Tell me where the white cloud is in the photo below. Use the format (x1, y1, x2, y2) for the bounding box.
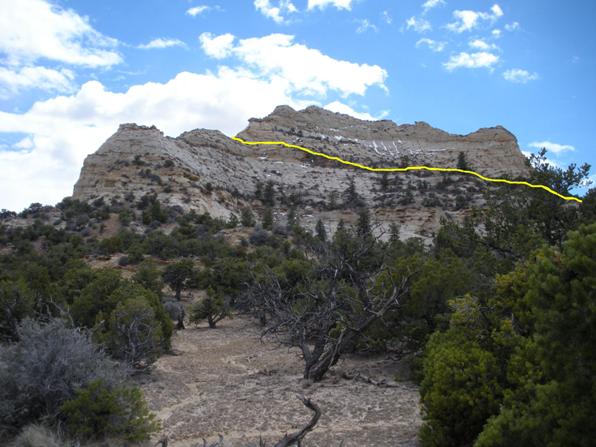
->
(503, 68, 538, 83)
(356, 19, 378, 34)
(522, 150, 560, 168)
(469, 39, 497, 50)
(0, 65, 75, 97)
(199, 33, 236, 59)
(254, 0, 298, 23)
(381, 11, 393, 24)
(444, 51, 499, 70)
(491, 4, 504, 17)
(307, 0, 352, 11)
(186, 5, 210, 17)
(422, 0, 445, 14)
(529, 141, 574, 154)
(416, 38, 447, 52)
(324, 101, 377, 120)
(0, 0, 120, 67)
(0, 71, 310, 211)
(447, 4, 504, 33)
(406, 16, 432, 33)
(201, 33, 387, 97)
(138, 38, 185, 50)
(0, 33, 388, 211)
(505, 21, 519, 31)
(492, 28, 502, 38)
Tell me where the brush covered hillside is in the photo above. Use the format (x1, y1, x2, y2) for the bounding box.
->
(0, 106, 595, 447)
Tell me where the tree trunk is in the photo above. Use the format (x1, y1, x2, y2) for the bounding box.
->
(175, 288, 181, 301)
(208, 316, 216, 328)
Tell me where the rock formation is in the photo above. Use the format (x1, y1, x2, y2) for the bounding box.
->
(72, 105, 531, 240)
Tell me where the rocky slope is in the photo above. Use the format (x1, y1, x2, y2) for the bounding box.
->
(72, 105, 530, 240)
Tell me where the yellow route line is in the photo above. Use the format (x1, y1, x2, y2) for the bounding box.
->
(231, 136, 582, 204)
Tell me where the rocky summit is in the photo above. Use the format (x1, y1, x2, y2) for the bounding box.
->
(73, 105, 530, 240)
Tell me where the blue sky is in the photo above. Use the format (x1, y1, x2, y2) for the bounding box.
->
(0, 0, 594, 211)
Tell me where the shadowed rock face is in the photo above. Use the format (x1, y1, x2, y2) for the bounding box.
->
(72, 105, 530, 241)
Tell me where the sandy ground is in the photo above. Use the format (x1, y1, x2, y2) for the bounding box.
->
(137, 316, 421, 447)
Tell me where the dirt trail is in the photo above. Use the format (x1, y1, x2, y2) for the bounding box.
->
(138, 316, 421, 447)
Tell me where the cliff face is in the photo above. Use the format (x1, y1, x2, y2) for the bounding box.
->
(72, 105, 530, 240)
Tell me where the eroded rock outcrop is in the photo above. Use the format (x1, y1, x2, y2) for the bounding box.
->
(72, 105, 530, 240)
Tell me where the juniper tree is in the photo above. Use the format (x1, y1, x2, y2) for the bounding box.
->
(263, 180, 275, 206)
(241, 207, 256, 227)
(248, 232, 410, 381)
(315, 219, 327, 242)
(162, 259, 195, 300)
(262, 207, 273, 230)
(457, 151, 469, 170)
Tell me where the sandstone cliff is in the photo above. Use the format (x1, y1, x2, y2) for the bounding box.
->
(72, 105, 530, 240)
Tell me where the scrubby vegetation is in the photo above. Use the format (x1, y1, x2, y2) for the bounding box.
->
(0, 150, 594, 445)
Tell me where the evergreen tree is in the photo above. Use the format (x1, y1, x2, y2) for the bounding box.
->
(263, 180, 275, 206)
(162, 259, 195, 300)
(262, 207, 273, 230)
(380, 172, 389, 192)
(254, 181, 263, 200)
(389, 223, 400, 243)
(343, 177, 362, 207)
(240, 207, 256, 227)
(328, 190, 339, 210)
(315, 219, 327, 242)
(457, 151, 469, 170)
(287, 206, 297, 229)
(356, 207, 372, 238)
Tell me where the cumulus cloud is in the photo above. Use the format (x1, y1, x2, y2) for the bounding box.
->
(406, 16, 432, 33)
(469, 39, 497, 50)
(254, 0, 298, 23)
(199, 33, 236, 59)
(186, 5, 210, 17)
(0, 66, 75, 97)
(447, 4, 504, 33)
(324, 101, 377, 120)
(503, 68, 538, 83)
(529, 141, 574, 154)
(0, 71, 310, 211)
(307, 0, 352, 11)
(416, 38, 447, 52)
(200, 33, 387, 97)
(444, 51, 499, 70)
(137, 38, 185, 50)
(0, 33, 388, 211)
(0, 0, 120, 67)
(422, 0, 445, 14)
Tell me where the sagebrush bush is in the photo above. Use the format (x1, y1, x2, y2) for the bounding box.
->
(8, 424, 66, 447)
(0, 318, 126, 437)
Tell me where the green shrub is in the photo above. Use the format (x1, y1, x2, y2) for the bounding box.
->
(190, 287, 229, 328)
(420, 331, 502, 447)
(103, 297, 165, 368)
(0, 279, 35, 341)
(60, 379, 159, 442)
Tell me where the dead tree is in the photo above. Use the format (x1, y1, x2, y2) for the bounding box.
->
(249, 231, 410, 382)
(273, 395, 321, 447)
(195, 395, 321, 447)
